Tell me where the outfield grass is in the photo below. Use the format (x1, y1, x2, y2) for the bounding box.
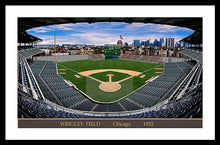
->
(57, 59, 161, 72)
(57, 59, 163, 103)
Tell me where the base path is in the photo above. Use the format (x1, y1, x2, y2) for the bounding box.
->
(78, 69, 141, 76)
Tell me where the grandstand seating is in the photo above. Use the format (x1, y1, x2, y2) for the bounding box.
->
(17, 48, 202, 118)
(30, 60, 98, 109)
(118, 61, 195, 109)
(18, 83, 202, 118)
(28, 59, 196, 113)
(18, 48, 42, 59)
(180, 49, 202, 61)
(25, 58, 197, 114)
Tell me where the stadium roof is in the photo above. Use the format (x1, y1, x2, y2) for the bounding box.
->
(18, 17, 202, 31)
(18, 17, 202, 43)
(179, 30, 202, 44)
(18, 31, 42, 43)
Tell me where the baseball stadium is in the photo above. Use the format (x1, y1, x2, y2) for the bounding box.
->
(17, 18, 202, 118)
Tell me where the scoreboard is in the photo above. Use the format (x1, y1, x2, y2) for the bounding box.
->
(104, 46, 121, 57)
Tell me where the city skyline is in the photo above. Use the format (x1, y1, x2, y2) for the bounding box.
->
(27, 22, 194, 46)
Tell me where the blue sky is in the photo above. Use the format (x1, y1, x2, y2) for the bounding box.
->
(27, 22, 194, 46)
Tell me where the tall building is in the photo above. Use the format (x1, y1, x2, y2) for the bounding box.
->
(141, 40, 147, 46)
(166, 38, 175, 48)
(175, 42, 181, 48)
(133, 40, 141, 47)
(146, 40, 150, 46)
(154, 39, 159, 46)
(117, 40, 123, 47)
(160, 38, 165, 47)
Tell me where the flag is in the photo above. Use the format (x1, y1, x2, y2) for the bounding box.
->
(120, 35, 123, 40)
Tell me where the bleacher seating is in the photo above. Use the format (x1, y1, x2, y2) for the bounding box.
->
(120, 54, 161, 63)
(90, 54, 105, 60)
(131, 55, 141, 61)
(140, 55, 151, 62)
(120, 54, 129, 59)
(148, 56, 161, 63)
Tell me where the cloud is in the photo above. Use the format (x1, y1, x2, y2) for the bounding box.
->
(27, 23, 76, 33)
(51, 24, 74, 30)
(29, 27, 51, 33)
(125, 23, 148, 29)
(28, 22, 194, 45)
(69, 32, 119, 45)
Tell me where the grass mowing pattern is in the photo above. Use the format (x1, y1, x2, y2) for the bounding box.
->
(58, 59, 160, 72)
(57, 59, 163, 103)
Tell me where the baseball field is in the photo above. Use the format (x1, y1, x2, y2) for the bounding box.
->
(57, 59, 163, 103)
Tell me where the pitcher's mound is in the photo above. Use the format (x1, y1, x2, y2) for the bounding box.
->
(99, 82, 121, 92)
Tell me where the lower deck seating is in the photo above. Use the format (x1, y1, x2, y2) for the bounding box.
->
(18, 83, 202, 118)
(90, 54, 105, 60)
(28, 60, 195, 113)
(120, 61, 194, 108)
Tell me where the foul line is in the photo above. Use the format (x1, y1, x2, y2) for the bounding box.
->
(57, 63, 105, 83)
(141, 64, 162, 74)
(57, 63, 79, 74)
(116, 75, 134, 83)
(86, 75, 104, 83)
(116, 64, 162, 84)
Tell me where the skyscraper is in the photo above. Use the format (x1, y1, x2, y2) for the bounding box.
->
(154, 39, 159, 46)
(141, 40, 147, 46)
(160, 38, 165, 47)
(133, 40, 141, 47)
(166, 38, 175, 48)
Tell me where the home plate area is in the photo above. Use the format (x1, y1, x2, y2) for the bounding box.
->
(99, 82, 121, 92)
(98, 74, 121, 92)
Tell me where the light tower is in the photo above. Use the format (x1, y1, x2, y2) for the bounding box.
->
(161, 47, 163, 64)
(53, 33, 56, 63)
